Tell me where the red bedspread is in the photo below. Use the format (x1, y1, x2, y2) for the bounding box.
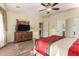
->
(68, 39, 79, 56)
(36, 35, 64, 56)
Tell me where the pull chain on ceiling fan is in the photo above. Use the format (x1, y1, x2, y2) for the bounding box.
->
(40, 3, 59, 14)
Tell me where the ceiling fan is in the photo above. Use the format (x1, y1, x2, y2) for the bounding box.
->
(40, 3, 59, 14)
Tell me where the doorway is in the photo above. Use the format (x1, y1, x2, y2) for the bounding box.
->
(39, 22, 43, 38)
(39, 21, 49, 38)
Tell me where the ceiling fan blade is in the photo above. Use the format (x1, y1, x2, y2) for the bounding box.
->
(52, 3, 58, 6)
(41, 3, 47, 7)
(52, 8, 59, 10)
(40, 9, 46, 11)
(48, 3, 51, 6)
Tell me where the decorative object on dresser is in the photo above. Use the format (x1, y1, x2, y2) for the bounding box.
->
(14, 19, 32, 43)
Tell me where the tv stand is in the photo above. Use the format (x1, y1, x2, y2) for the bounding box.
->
(14, 31, 32, 43)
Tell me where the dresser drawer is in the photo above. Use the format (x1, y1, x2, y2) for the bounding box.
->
(15, 31, 32, 43)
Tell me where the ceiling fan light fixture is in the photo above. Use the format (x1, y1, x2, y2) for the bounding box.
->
(40, 3, 59, 14)
(46, 7, 52, 12)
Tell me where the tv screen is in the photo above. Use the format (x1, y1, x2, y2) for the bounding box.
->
(17, 24, 30, 31)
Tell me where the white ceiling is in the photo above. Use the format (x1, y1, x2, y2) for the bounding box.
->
(5, 3, 79, 16)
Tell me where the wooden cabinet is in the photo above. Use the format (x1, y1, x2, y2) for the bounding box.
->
(15, 31, 32, 43)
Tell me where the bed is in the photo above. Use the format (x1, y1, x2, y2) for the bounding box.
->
(35, 37, 79, 56)
(35, 35, 65, 56)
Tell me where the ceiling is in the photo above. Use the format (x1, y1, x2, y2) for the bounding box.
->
(5, 3, 79, 16)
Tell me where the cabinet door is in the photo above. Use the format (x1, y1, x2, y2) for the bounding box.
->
(66, 19, 75, 37)
(56, 20, 65, 36)
(26, 32, 32, 39)
(15, 32, 32, 42)
(15, 32, 20, 42)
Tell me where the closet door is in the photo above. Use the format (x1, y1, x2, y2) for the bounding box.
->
(66, 18, 79, 37)
(56, 20, 65, 36)
(72, 18, 79, 37)
(66, 19, 73, 37)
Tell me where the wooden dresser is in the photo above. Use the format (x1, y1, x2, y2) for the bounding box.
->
(14, 31, 32, 43)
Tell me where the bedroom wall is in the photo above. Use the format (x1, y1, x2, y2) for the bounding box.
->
(43, 7, 79, 36)
(5, 6, 79, 42)
(7, 11, 41, 42)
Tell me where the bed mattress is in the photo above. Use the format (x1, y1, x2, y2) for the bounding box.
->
(35, 35, 64, 56)
(36, 37, 78, 56)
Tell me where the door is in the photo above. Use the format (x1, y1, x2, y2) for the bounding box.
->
(56, 20, 65, 36)
(66, 18, 79, 37)
(39, 23, 43, 38)
(42, 21, 49, 37)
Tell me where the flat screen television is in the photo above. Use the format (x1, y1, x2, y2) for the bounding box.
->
(17, 24, 30, 31)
